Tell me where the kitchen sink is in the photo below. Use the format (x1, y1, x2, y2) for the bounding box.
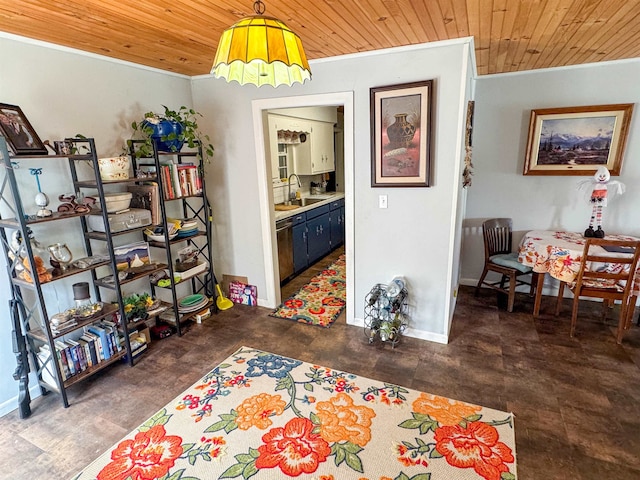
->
(274, 197, 325, 211)
(298, 197, 325, 206)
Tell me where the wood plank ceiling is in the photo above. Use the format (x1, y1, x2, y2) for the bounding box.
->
(1, 0, 639, 77)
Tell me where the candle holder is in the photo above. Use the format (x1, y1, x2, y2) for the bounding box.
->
(29, 168, 52, 217)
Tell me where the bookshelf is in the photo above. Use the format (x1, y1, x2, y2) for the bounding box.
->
(128, 140, 216, 336)
(0, 135, 216, 415)
(0, 136, 136, 412)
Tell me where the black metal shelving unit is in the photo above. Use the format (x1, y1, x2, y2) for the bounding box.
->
(128, 140, 216, 336)
(0, 136, 135, 412)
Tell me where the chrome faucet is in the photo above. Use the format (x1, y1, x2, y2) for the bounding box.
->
(286, 173, 301, 205)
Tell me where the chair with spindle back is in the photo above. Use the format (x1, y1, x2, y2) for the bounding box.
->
(555, 237, 640, 344)
(476, 218, 535, 312)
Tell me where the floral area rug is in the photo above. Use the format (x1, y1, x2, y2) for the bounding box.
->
(270, 254, 346, 328)
(72, 346, 517, 480)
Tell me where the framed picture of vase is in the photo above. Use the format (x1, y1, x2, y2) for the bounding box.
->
(370, 80, 434, 187)
(523, 103, 634, 176)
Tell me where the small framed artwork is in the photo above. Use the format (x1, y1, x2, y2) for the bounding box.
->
(0, 103, 47, 155)
(370, 80, 434, 187)
(523, 103, 633, 176)
(114, 241, 151, 271)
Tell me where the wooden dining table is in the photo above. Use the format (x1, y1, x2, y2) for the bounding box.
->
(517, 230, 640, 317)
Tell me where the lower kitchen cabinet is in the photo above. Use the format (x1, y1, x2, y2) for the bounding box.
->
(305, 204, 331, 266)
(307, 213, 331, 265)
(281, 198, 344, 281)
(293, 221, 308, 274)
(329, 199, 345, 248)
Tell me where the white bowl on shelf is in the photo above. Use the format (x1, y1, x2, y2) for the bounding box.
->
(98, 156, 130, 181)
(144, 225, 178, 242)
(103, 192, 132, 213)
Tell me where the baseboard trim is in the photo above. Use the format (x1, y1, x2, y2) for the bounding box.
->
(0, 383, 42, 418)
(348, 317, 449, 344)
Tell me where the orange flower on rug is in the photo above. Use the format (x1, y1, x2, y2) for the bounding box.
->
(270, 254, 346, 327)
(73, 346, 517, 480)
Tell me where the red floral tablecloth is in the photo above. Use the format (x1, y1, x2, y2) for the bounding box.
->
(517, 230, 640, 293)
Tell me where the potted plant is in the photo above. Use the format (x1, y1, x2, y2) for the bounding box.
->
(128, 105, 214, 162)
(123, 292, 155, 322)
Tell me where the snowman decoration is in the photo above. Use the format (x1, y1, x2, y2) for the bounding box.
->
(578, 166, 625, 238)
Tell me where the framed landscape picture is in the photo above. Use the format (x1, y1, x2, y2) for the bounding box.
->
(370, 80, 434, 187)
(0, 103, 47, 155)
(114, 241, 151, 271)
(523, 103, 633, 175)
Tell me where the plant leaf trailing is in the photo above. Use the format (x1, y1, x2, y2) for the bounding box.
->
(128, 105, 214, 163)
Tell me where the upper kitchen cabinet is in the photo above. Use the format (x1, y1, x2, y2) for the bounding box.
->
(293, 120, 335, 175)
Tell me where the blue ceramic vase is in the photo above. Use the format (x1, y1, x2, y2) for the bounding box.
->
(142, 119, 185, 152)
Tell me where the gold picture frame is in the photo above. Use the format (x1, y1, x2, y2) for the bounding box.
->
(523, 103, 633, 176)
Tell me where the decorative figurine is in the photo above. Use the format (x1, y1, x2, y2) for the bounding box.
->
(29, 168, 52, 217)
(57, 193, 96, 214)
(578, 166, 625, 238)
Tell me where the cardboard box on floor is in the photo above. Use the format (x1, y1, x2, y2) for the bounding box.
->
(222, 274, 248, 296)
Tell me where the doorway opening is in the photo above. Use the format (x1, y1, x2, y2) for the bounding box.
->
(252, 92, 354, 324)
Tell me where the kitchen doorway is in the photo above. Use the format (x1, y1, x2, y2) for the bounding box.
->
(251, 92, 354, 324)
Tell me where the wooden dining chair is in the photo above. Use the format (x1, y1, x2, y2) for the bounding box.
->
(476, 218, 535, 312)
(555, 238, 640, 344)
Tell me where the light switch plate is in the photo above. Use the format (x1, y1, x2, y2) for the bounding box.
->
(379, 195, 388, 209)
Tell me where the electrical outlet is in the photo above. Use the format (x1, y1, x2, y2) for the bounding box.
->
(379, 195, 388, 209)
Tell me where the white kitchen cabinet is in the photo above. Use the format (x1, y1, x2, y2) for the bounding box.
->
(294, 120, 335, 175)
(268, 114, 312, 181)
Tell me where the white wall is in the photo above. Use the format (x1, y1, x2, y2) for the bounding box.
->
(462, 59, 640, 292)
(0, 34, 193, 416)
(447, 43, 476, 335)
(192, 39, 472, 344)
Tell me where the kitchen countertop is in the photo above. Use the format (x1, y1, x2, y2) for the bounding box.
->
(274, 192, 345, 222)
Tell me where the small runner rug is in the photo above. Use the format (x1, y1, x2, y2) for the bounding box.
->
(72, 346, 517, 480)
(270, 254, 346, 327)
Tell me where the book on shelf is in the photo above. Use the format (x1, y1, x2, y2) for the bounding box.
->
(77, 338, 90, 368)
(88, 325, 111, 361)
(158, 161, 201, 199)
(170, 163, 182, 198)
(102, 320, 123, 351)
(128, 183, 160, 225)
(82, 329, 102, 363)
(54, 341, 71, 379)
(66, 339, 84, 373)
(80, 333, 99, 366)
(104, 325, 115, 357)
(56, 340, 76, 376)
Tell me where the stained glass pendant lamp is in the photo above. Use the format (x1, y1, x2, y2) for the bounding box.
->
(211, 0, 311, 87)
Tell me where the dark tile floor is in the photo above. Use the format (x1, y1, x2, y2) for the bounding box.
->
(1, 249, 639, 479)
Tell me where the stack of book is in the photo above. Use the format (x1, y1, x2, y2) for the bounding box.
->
(158, 161, 202, 199)
(37, 320, 125, 383)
